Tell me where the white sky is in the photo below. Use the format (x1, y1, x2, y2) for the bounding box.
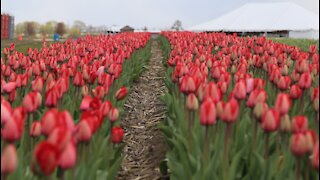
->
(1, 0, 319, 29)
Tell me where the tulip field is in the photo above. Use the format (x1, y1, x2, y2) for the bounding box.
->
(1, 33, 151, 179)
(1, 31, 319, 180)
(158, 32, 319, 179)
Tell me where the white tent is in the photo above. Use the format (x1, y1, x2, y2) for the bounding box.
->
(187, 2, 319, 39)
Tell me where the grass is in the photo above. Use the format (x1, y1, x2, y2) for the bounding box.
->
(268, 38, 319, 52)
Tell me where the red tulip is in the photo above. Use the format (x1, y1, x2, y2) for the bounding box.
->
(275, 93, 291, 115)
(47, 127, 71, 153)
(45, 87, 58, 108)
(254, 78, 265, 90)
(31, 141, 59, 176)
(246, 78, 254, 94)
(8, 90, 16, 102)
(81, 85, 89, 96)
(108, 108, 119, 122)
(41, 108, 59, 136)
(2, 82, 16, 93)
(180, 76, 196, 94)
(23, 92, 42, 113)
(1, 100, 12, 125)
(203, 82, 221, 103)
(111, 126, 124, 144)
(233, 81, 246, 100)
(199, 99, 216, 126)
(246, 90, 267, 108)
(290, 84, 303, 99)
(31, 77, 45, 92)
(186, 93, 199, 111)
(311, 87, 319, 101)
(80, 95, 93, 111)
(1, 115, 22, 142)
(1, 144, 18, 174)
(115, 86, 128, 100)
(291, 116, 308, 134)
(280, 114, 291, 133)
(221, 98, 239, 123)
(311, 140, 319, 171)
(92, 86, 105, 99)
(30, 121, 42, 137)
(305, 130, 317, 153)
(277, 76, 291, 91)
(58, 142, 76, 169)
(290, 133, 308, 157)
(261, 109, 280, 132)
(75, 120, 92, 142)
(298, 72, 312, 90)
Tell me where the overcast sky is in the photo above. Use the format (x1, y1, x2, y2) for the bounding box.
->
(1, 0, 319, 29)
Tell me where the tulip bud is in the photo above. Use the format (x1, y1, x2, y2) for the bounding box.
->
(290, 133, 308, 157)
(313, 98, 319, 112)
(216, 101, 225, 119)
(253, 102, 269, 120)
(186, 93, 199, 111)
(290, 84, 303, 99)
(58, 142, 76, 169)
(221, 98, 239, 123)
(1, 144, 18, 174)
(31, 141, 59, 176)
(30, 121, 42, 137)
(234, 81, 246, 100)
(199, 99, 216, 126)
(41, 108, 58, 136)
(291, 116, 308, 134)
(111, 127, 124, 144)
(80, 95, 93, 111)
(115, 86, 128, 101)
(305, 130, 317, 153)
(100, 100, 112, 117)
(47, 127, 71, 153)
(281, 65, 289, 76)
(231, 65, 237, 74)
(275, 93, 291, 116)
(108, 108, 119, 122)
(180, 76, 196, 94)
(75, 121, 92, 142)
(298, 72, 312, 90)
(280, 114, 291, 133)
(311, 141, 319, 171)
(261, 109, 280, 133)
(81, 85, 88, 96)
(246, 78, 254, 94)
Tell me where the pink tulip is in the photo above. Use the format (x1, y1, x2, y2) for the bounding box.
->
(1, 144, 18, 174)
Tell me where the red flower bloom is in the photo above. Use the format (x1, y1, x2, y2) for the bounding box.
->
(115, 86, 128, 101)
(32, 141, 59, 176)
(111, 127, 124, 144)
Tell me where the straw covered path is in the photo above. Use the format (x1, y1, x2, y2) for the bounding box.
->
(117, 39, 167, 180)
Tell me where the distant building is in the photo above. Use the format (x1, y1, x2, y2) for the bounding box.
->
(120, 25, 134, 32)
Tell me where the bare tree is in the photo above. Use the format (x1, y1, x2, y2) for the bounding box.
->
(55, 22, 66, 36)
(171, 20, 183, 31)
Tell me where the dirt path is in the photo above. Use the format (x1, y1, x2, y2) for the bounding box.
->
(117, 39, 167, 180)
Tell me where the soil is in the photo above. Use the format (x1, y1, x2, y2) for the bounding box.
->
(117, 40, 167, 180)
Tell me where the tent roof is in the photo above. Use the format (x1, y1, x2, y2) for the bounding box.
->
(188, 2, 319, 32)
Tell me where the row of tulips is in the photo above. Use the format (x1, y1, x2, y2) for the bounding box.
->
(158, 32, 319, 179)
(1, 33, 152, 179)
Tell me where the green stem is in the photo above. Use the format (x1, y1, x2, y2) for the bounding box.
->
(264, 134, 270, 180)
(203, 126, 209, 167)
(296, 158, 301, 180)
(223, 123, 232, 180)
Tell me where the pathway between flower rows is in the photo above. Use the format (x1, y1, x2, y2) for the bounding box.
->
(117, 39, 167, 180)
